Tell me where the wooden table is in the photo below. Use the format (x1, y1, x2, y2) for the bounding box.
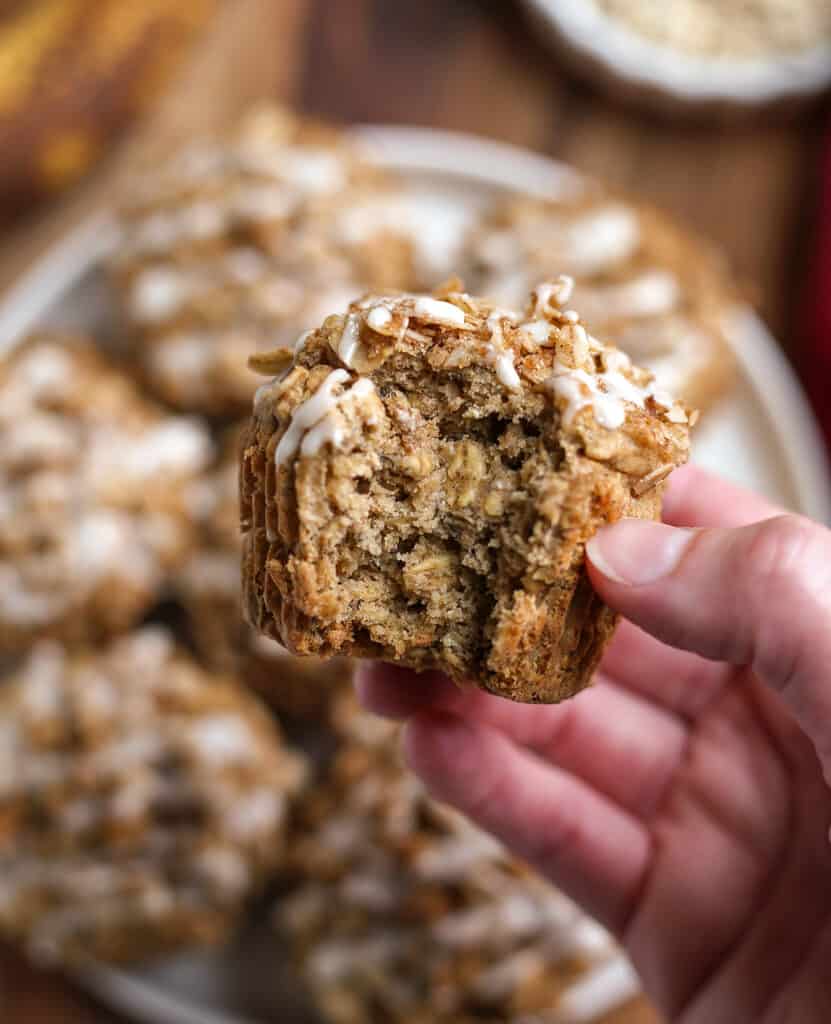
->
(1, 1, 826, 1020)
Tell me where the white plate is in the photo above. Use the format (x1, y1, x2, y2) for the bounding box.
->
(1, 126, 828, 1024)
(521, 0, 831, 108)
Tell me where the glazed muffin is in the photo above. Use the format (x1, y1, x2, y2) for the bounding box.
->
(0, 627, 306, 966)
(465, 190, 734, 413)
(181, 429, 352, 717)
(278, 698, 641, 1024)
(112, 105, 428, 416)
(0, 334, 212, 652)
(241, 279, 691, 703)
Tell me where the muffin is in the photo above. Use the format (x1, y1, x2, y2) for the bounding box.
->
(278, 699, 641, 1024)
(0, 334, 212, 652)
(241, 279, 691, 703)
(0, 627, 306, 966)
(465, 191, 734, 413)
(112, 105, 425, 416)
(181, 429, 352, 717)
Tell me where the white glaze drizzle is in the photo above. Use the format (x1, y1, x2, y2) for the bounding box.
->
(565, 205, 641, 274)
(533, 274, 574, 316)
(185, 715, 256, 764)
(577, 269, 681, 322)
(275, 369, 349, 465)
(366, 305, 392, 330)
(275, 371, 378, 466)
(413, 297, 466, 327)
(547, 351, 673, 430)
(555, 954, 641, 1023)
(300, 378, 377, 458)
(519, 319, 552, 345)
(231, 183, 295, 222)
(129, 267, 190, 324)
(336, 191, 474, 278)
(484, 312, 521, 391)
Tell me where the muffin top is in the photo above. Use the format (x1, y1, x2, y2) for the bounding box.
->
(249, 276, 691, 486)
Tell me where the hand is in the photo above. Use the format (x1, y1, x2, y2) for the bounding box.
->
(357, 465, 831, 1023)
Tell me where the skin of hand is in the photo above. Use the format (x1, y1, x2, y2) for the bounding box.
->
(356, 465, 831, 1024)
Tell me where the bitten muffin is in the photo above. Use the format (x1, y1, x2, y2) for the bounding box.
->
(181, 430, 352, 717)
(241, 278, 691, 703)
(0, 334, 212, 652)
(465, 190, 734, 413)
(112, 105, 429, 416)
(278, 698, 641, 1024)
(0, 627, 306, 966)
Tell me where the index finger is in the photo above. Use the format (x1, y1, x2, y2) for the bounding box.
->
(662, 464, 783, 529)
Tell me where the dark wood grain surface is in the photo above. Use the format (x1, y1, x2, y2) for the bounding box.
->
(1, 1, 826, 1020)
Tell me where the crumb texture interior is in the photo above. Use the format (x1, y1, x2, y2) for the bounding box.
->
(243, 282, 690, 702)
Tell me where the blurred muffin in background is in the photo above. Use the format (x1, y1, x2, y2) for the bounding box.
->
(0, 627, 307, 966)
(0, 333, 212, 652)
(279, 695, 640, 1024)
(111, 106, 432, 417)
(464, 188, 735, 413)
(0, 0, 215, 215)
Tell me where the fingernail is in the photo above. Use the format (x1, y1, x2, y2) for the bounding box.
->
(586, 519, 696, 586)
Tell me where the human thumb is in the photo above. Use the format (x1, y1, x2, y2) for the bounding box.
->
(586, 515, 831, 772)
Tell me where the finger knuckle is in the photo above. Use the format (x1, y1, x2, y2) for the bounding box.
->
(526, 795, 585, 867)
(739, 515, 829, 691)
(741, 515, 820, 589)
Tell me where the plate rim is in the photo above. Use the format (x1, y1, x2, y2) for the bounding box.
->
(0, 123, 828, 1023)
(78, 964, 251, 1024)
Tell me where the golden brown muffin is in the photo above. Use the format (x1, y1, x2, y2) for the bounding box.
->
(0, 627, 306, 966)
(465, 191, 735, 414)
(112, 105, 425, 416)
(241, 278, 691, 703)
(0, 334, 212, 652)
(278, 696, 641, 1024)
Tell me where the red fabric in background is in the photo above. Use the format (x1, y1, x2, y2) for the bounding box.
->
(803, 133, 831, 452)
